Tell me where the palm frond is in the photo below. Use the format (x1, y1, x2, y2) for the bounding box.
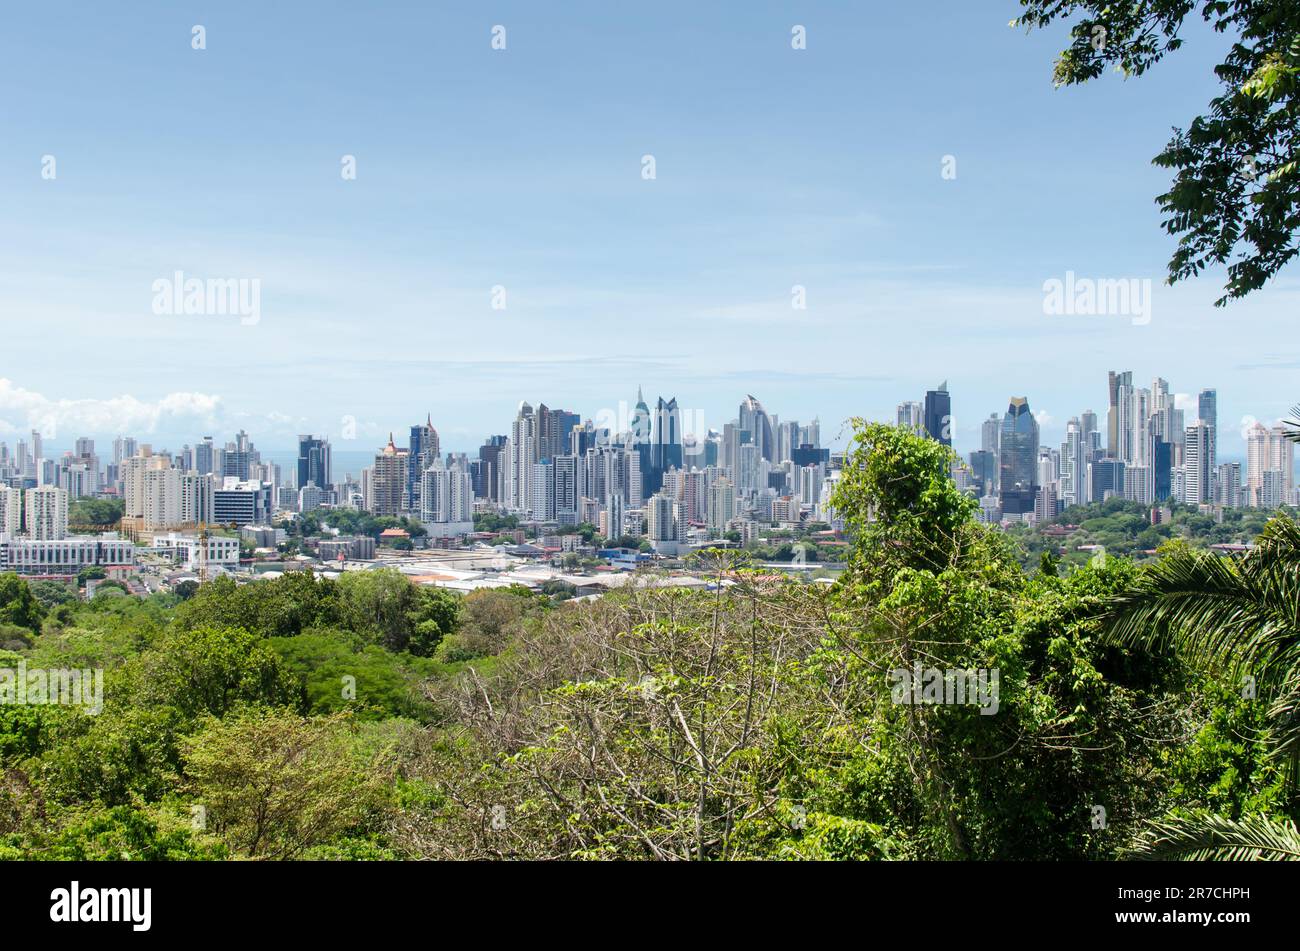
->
(1283, 404, 1300, 445)
(1131, 813, 1300, 861)
(1104, 519, 1300, 686)
(1104, 515, 1300, 754)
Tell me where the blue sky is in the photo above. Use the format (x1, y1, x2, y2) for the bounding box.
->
(1, 0, 1296, 458)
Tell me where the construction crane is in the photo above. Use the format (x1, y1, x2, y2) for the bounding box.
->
(197, 521, 209, 585)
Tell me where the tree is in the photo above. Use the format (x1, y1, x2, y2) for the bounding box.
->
(337, 569, 420, 651)
(1105, 514, 1300, 857)
(128, 624, 301, 719)
(68, 497, 124, 527)
(76, 566, 106, 587)
(408, 587, 461, 657)
(180, 709, 384, 859)
(819, 421, 1179, 859)
(28, 580, 76, 609)
(1012, 0, 1300, 303)
(0, 574, 44, 632)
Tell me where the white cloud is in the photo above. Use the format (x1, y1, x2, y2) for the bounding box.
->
(0, 378, 223, 441)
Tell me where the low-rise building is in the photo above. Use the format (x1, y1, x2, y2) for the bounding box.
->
(152, 532, 241, 572)
(0, 533, 135, 577)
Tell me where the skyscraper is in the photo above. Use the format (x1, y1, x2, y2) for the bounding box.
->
(509, 402, 537, 513)
(193, 436, 215, 476)
(924, 383, 952, 447)
(372, 435, 408, 517)
(999, 397, 1038, 516)
(0, 484, 21, 536)
(650, 396, 684, 493)
(25, 484, 68, 539)
(1107, 371, 1131, 457)
(739, 395, 775, 462)
(898, 402, 925, 435)
(1198, 388, 1217, 480)
(628, 388, 653, 496)
(553, 454, 579, 526)
(477, 435, 507, 503)
(408, 416, 440, 509)
(1061, 417, 1088, 508)
(297, 435, 332, 491)
(1184, 421, 1211, 506)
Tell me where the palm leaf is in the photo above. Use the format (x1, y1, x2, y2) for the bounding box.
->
(1131, 813, 1300, 861)
(1104, 516, 1300, 752)
(1283, 404, 1300, 445)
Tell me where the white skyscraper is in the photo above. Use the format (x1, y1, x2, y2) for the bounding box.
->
(25, 485, 68, 540)
(1183, 421, 1211, 507)
(897, 402, 924, 435)
(0, 484, 22, 537)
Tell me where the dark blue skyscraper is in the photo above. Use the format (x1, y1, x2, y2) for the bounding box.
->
(924, 383, 952, 447)
(1152, 438, 1172, 501)
(297, 435, 331, 490)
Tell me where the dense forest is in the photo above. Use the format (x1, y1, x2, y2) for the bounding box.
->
(1, 422, 1297, 860)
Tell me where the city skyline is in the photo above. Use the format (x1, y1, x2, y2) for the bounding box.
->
(0, 373, 1284, 465)
(3, 366, 1293, 570)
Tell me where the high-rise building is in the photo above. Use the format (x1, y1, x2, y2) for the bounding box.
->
(968, 450, 998, 498)
(25, 485, 68, 540)
(1107, 370, 1132, 458)
(1246, 422, 1295, 507)
(477, 436, 507, 502)
(371, 435, 409, 517)
(650, 396, 684, 493)
(1090, 458, 1125, 502)
(1061, 417, 1088, 508)
(0, 484, 21, 536)
(776, 420, 802, 464)
(646, 490, 681, 552)
(981, 413, 1001, 454)
(406, 416, 440, 511)
(193, 436, 215, 475)
(509, 402, 537, 513)
(739, 395, 775, 462)
(420, 457, 474, 535)
(999, 397, 1039, 515)
(708, 478, 735, 535)
(297, 435, 332, 492)
(1152, 437, 1173, 502)
(1198, 389, 1217, 477)
(1215, 462, 1241, 508)
(531, 459, 556, 521)
(680, 469, 707, 524)
(1269, 424, 1295, 499)
(554, 455, 579, 526)
(897, 402, 925, 435)
(113, 435, 139, 468)
(221, 430, 258, 481)
(1183, 421, 1212, 506)
(537, 405, 579, 465)
(923, 383, 952, 447)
